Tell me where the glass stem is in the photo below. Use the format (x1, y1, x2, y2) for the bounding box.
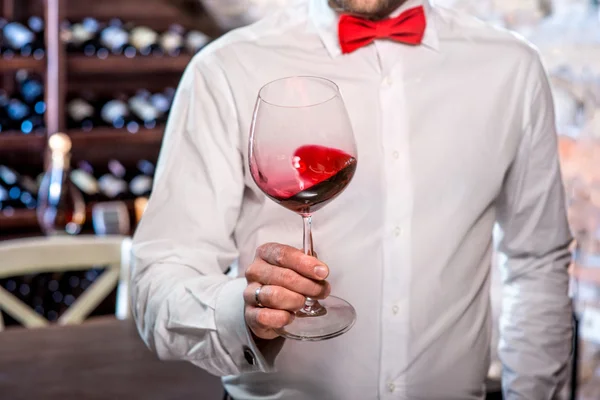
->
(300, 215, 324, 316)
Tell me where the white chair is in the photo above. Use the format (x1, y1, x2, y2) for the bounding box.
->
(0, 235, 132, 331)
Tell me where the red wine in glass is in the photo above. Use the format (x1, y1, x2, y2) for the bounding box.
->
(249, 76, 358, 341)
(254, 144, 357, 215)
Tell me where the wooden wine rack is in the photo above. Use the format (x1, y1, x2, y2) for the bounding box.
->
(0, 0, 222, 238)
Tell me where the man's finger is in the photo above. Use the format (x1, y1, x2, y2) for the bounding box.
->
(250, 264, 330, 298)
(246, 306, 295, 330)
(243, 283, 306, 312)
(256, 243, 329, 280)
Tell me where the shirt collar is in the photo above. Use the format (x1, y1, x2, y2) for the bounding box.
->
(309, 0, 439, 57)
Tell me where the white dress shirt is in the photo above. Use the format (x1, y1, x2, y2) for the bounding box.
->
(131, 1, 574, 399)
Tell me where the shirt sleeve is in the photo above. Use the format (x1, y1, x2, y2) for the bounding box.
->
(496, 53, 574, 399)
(130, 53, 281, 377)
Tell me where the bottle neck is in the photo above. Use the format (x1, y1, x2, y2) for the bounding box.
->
(49, 152, 71, 177)
(43, 151, 71, 208)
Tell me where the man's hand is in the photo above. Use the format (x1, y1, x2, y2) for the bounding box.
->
(243, 243, 331, 340)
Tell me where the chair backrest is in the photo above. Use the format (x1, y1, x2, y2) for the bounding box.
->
(0, 235, 132, 331)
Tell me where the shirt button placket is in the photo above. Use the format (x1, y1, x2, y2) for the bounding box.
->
(380, 63, 407, 398)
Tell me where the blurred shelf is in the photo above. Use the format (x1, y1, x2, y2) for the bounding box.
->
(0, 209, 38, 231)
(0, 133, 46, 153)
(0, 125, 164, 154)
(68, 126, 164, 146)
(0, 199, 138, 235)
(0, 56, 45, 72)
(68, 55, 193, 75)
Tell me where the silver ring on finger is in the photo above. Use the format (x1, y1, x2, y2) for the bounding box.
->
(255, 285, 264, 308)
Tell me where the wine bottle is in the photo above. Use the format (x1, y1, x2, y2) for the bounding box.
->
(98, 20, 131, 57)
(15, 69, 44, 105)
(15, 70, 46, 133)
(98, 173, 128, 200)
(108, 159, 127, 180)
(137, 159, 155, 176)
(68, 160, 100, 200)
(97, 159, 133, 200)
(0, 165, 38, 209)
(185, 30, 210, 54)
(130, 159, 155, 197)
(67, 98, 95, 131)
(37, 133, 86, 235)
(100, 98, 132, 130)
(20, 113, 44, 135)
(2, 21, 37, 57)
(5, 98, 30, 131)
(159, 24, 184, 56)
(0, 180, 18, 211)
(26, 16, 45, 60)
(129, 26, 159, 56)
(62, 18, 100, 55)
(129, 174, 153, 197)
(129, 91, 159, 129)
(150, 91, 171, 124)
(5, 95, 44, 134)
(77, 160, 95, 175)
(70, 167, 102, 202)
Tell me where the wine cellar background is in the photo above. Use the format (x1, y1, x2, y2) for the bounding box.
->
(0, 0, 221, 325)
(0, 0, 221, 237)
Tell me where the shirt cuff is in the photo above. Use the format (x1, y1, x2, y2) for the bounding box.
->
(215, 278, 284, 375)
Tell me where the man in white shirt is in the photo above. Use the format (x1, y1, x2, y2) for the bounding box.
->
(132, 0, 574, 399)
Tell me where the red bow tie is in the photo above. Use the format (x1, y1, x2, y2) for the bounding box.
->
(338, 6, 427, 54)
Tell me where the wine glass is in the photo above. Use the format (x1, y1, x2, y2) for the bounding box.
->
(249, 76, 358, 341)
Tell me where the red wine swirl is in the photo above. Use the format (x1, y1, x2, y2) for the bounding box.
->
(252, 145, 357, 215)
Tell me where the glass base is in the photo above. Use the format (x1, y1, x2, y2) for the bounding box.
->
(275, 296, 356, 341)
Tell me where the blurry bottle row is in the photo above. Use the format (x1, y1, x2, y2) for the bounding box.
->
(0, 17, 45, 59)
(0, 158, 155, 214)
(67, 87, 176, 132)
(0, 15, 211, 59)
(62, 18, 210, 58)
(0, 69, 176, 134)
(0, 267, 109, 324)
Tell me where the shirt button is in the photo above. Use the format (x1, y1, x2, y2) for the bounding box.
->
(392, 151, 400, 159)
(392, 305, 399, 315)
(243, 346, 256, 365)
(383, 76, 393, 86)
(388, 382, 396, 392)
(394, 227, 402, 237)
